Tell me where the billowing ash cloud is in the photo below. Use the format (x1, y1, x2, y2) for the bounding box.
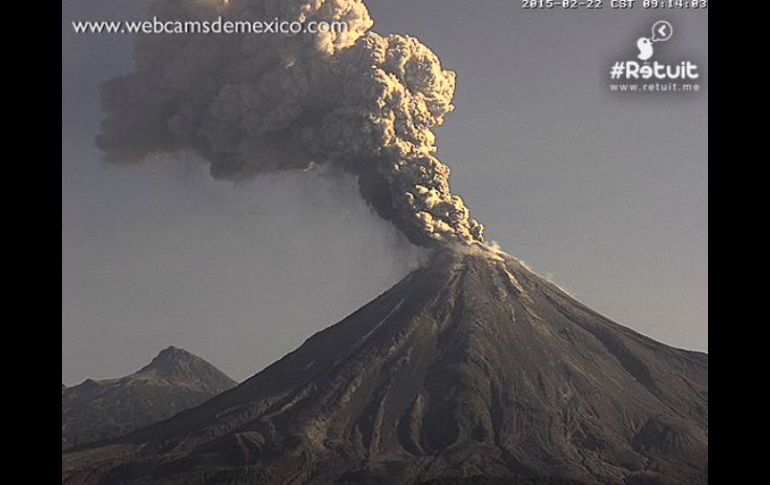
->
(98, 0, 485, 247)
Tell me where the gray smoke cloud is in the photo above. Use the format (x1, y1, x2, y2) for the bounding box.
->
(97, 0, 485, 247)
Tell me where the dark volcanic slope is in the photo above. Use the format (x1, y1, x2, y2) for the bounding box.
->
(62, 250, 707, 484)
(62, 346, 237, 450)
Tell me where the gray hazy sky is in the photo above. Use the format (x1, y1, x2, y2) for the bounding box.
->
(62, 1, 708, 384)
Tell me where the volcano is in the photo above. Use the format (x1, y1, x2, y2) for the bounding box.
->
(62, 249, 707, 484)
(62, 347, 237, 450)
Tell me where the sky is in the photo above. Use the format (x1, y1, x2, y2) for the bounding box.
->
(62, 0, 708, 384)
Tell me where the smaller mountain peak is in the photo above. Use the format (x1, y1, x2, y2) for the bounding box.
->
(132, 346, 237, 392)
(140, 346, 200, 375)
(154, 345, 192, 360)
(80, 378, 101, 388)
(63, 348, 237, 450)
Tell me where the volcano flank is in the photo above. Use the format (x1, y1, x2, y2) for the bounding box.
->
(62, 249, 707, 484)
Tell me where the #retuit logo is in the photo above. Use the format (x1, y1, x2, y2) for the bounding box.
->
(608, 20, 702, 94)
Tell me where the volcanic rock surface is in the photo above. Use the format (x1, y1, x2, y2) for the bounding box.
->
(62, 346, 237, 450)
(62, 249, 707, 484)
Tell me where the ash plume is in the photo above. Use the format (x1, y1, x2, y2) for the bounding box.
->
(97, 0, 485, 247)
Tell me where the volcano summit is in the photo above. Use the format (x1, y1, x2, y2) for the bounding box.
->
(62, 249, 707, 484)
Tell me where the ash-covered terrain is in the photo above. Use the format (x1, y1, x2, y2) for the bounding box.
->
(62, 250, 707, 484)
(62, 346, 237, 450)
